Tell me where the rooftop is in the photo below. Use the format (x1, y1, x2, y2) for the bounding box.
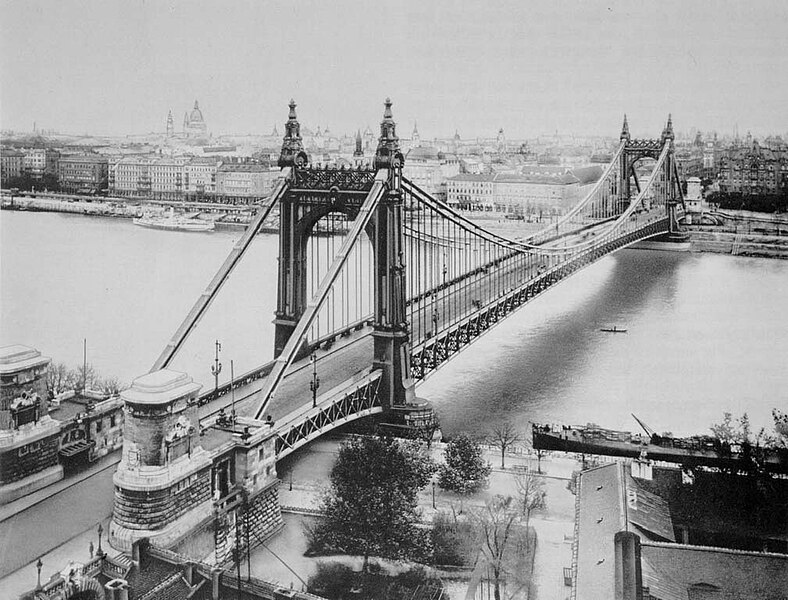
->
(575, 462, 788, 600)
(0, 344, 50, 374)
(121, 369, 201, 405)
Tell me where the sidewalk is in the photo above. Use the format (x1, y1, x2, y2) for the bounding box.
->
(0, 516, 120, 600)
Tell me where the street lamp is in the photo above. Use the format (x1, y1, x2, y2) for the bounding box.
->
(309, 354, 320, 408)
(36, 558, 43, 590)
(211, 340, 222, 396)
(96, 523, 104, 557)
(432, 481, 436, 509)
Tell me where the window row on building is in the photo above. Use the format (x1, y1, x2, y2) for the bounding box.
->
(447, 172, 582, 215)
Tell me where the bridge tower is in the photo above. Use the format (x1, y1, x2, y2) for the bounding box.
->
(619, 114, 686, 237)
(272, 98, 435, 435)
(369, 99, 430, 425)
(273, 99, 311, 357)
(660, 114, 686, 236)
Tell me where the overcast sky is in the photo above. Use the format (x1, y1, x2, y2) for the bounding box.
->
(1, 0, 786, 139)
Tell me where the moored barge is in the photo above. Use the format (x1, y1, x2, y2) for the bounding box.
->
(532, 421, 788, 475)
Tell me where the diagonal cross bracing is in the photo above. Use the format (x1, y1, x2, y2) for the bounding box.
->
(151, 174, 292, 372)
(251, 177, 387, 420)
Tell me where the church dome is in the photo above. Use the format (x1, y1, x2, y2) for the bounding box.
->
(406, 145, 441, 161)
(189, 100, 204, 123)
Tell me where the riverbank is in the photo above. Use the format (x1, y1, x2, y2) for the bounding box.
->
(7, 197, 787, 259)
(687, 229, 788, 258)
(0, 193, 276, 232)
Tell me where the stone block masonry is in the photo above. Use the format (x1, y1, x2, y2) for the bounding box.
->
(113, 467, 211, 530)
(214, 481, 284, 565)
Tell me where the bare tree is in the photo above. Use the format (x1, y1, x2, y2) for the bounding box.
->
(473, 495, 519, 600)
(46, 362, 72, 397)
(514, 467, 546, 533)
(489, 423, 522, 469)
(97, 376, 124, 395)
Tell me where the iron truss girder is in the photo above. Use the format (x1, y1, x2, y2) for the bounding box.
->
(410, 219, 669, 381)
(291, 166, 377, 193)
(624, 139, 664, 161)
(274, 372, 383, 458)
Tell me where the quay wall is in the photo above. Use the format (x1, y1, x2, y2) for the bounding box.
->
(687, 230, 788, 259)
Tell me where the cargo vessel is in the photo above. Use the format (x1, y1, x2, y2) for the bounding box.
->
(532, 418, 788, 475)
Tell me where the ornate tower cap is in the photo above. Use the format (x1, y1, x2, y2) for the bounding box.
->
(620, 114, 630, 141)
(661, 114, 674, 144)
(278, 99, 309, 169)
(374, 97, 404, 170)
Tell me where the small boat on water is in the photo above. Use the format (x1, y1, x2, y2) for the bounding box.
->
(600, 325, 627, 333)
(133, 207, 214, 232)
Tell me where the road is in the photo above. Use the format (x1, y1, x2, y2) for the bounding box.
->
(0, 461, 117, 579)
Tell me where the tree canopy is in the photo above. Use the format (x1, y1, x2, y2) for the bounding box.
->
(311, 435, 435, 570)
(437, 434, 491, 496)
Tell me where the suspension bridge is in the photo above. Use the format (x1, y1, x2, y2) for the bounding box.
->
(150, 99, 686, 460)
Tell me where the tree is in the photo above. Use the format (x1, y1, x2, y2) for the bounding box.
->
(772, 409, 788, 447)
(489, 423, 521, 469)
(45, 361, 125, 398)
(472, 495, 524, 600)
(46, 362, 72, 398)
(438, 434, 491, 508)
(311, 435, 435, 572)
(514, 467, 546, 533)
(710, 411, 757, 444)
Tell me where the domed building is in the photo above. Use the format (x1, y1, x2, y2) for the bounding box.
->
(182, 100, 208, 140)
(404, 143, 460, 201)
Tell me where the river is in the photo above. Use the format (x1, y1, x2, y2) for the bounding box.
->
(2, 210, 787, 438)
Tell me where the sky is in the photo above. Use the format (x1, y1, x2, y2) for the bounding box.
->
(1, 0, 786, 139)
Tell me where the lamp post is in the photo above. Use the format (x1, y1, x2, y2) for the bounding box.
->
(211, 340, 222, 397)
(432, 481, 436, 509)
(309, 354, 320, 408)
(36, 558, 43, 589)
(96, 523, 104, 557)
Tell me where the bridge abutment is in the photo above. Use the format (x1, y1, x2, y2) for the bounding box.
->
(110, 369, 283, 564)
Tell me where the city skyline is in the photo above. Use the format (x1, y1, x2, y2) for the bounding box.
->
(1, 0, 787, 139)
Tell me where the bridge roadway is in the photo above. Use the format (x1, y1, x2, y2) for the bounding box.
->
(198, 209, 668, 439)
(196, 224, 605, 430)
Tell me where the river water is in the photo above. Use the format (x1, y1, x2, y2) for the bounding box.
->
(2, 210, 787, 437)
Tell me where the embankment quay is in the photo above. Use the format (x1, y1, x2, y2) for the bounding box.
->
(4, 190, 788, 258)
(0, 191, 267, 230)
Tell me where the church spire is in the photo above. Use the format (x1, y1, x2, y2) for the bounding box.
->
(278, 99, 308, 168)
(354, 129, 363, 157)
(620, 114, 630, 142)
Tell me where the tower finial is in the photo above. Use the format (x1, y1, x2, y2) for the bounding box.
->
(374, 97, 403, 170)
(661, 113, 674, 144)
(620, 114, 630, 142)
(278, 99, 308, 169)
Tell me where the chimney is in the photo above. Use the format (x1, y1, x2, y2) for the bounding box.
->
(614, 531, 643, 600)
(105, 579, 130, 600)
(211, 567, 221, 600)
